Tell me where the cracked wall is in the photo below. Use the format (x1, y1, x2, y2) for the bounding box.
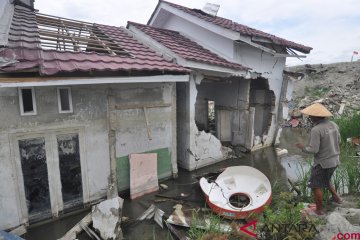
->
(177, 75, 249, 171)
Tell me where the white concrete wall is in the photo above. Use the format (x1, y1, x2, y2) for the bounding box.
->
(0, 81, 176, 230)
(162, 14, 235, 59)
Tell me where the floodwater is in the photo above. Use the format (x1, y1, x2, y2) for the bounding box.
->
(24, 127, 311, 240)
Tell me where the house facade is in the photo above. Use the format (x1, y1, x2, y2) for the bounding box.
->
(141, 1, 312, 170)
(0, 0, 188, 230)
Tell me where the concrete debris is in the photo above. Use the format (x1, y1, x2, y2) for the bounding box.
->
(275, 148, 288, 157)
(166, 204, 192, 228)
(315, 212, 360, 240)
(136, 204, 165, 228)
(287, 62, 360, 123)
(334, 207, 360, 226)
(92, 196, 124, 240)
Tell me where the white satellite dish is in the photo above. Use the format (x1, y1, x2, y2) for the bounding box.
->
(202, 3, 220, 17)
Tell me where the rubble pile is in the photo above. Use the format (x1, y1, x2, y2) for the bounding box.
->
(285, 62, 360, 128)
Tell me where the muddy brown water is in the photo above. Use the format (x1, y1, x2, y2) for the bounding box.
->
(24, 128, 311, 240)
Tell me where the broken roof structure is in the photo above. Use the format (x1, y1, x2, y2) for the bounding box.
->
(0, 2, 189, 79)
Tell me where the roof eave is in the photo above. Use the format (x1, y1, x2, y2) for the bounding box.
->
(185, 60, 249, 77)
(0, 74, 190, 88)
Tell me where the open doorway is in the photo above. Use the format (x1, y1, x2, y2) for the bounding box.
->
(249, 78, 275, 138)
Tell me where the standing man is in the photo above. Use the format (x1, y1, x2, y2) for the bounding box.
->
(295, 103, 342, 215)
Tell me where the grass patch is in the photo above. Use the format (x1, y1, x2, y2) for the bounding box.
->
(333, 113, 360, 142)
(257, 192, 323, 240)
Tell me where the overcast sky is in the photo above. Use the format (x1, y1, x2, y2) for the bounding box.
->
(34, 0, 360, 66)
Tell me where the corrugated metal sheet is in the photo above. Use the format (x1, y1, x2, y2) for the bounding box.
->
(160, 1, 312, 54)
(0, 4, 189, 76)
(129, 22, 248, 71)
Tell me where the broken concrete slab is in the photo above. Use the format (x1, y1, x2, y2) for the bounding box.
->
(166, 204, 192, 228)
(92, 196, 124, 240)
(315, 212, 360, 240)
(129, 153, 159, 199)
(335, 207, 360, 226)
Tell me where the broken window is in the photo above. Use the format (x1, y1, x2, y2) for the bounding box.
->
(19, 138, 51, 215)
(18, 87, 37, 115)
(57, 133, 83, 206)
(35, 13, 129, 55)
(57, 87, 73, 113)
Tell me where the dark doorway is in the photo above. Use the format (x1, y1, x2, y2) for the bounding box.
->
(57, 133, 83, 207)
(19, 138, 51, 216)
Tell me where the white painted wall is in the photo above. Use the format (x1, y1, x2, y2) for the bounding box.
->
(0, 81, 176, 230)
(162, 14, 235, 59)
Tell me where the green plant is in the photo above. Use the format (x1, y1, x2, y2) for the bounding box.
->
(334, 113, 360, 142)
(188, 211, 230, 240)
(258, 192, 322, 240)
(295, 159, 312, 202)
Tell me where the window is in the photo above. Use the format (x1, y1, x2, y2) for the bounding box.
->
(57, 87, 73, 113)
(18, 87, 37, 116)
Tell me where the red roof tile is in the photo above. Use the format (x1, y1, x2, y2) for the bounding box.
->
(159, 1, 312, 54)
(0, 5, 189, 76)
(128, 22, 249, 71)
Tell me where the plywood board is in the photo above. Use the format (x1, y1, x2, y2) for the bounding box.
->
(129, 153, 159, 199)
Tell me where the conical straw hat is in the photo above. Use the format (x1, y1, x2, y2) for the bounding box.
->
(300, 103, 333, 117)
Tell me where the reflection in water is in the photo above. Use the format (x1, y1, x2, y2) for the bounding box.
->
(25, 128, 311, 240)
(278, 128, 312, 182)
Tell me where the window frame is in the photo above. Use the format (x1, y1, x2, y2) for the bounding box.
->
(57, 87, 73, 114)
(18, 87, 37, 116)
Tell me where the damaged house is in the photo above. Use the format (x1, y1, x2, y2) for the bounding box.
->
(129, 1, 312, 170)
(0, 0, 189, 230)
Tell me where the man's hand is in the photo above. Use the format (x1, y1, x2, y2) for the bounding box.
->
(295, 143, 304, 150)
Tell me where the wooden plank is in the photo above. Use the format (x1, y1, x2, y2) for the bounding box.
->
(143, 107, 152, 140)
(58, 213, 92, 240)
(9, 225, 26, 236)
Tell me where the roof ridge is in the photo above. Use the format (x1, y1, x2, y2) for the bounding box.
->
(160, 0, 312, 53)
